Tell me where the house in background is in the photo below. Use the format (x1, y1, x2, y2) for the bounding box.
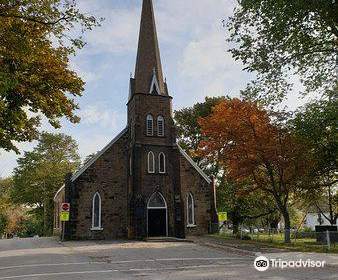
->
(303, 212, 337, 230)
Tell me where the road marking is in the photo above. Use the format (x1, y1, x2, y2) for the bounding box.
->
(0, 257, 251, 271)
(0, 270, 115, 279)
(0, 262, 103, 270)
(0, 264, 229, 279)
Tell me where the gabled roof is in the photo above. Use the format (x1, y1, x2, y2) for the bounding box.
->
(71, 128, 128, 182)
(178, 145, 212, 184)
(54, 185, 65, 201)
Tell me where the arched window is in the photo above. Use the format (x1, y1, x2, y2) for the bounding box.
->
(159, 152, 166, 174)
(157, 116, 164, 137)
(148, 192, 167, 209)
(148, 151, 155, 173)
(187, 193, 195, 226)
(92, 192, 102, 230)
(146, 114, 153, 136)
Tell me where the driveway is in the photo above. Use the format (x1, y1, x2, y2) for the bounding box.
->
(0, 237, 336, 279)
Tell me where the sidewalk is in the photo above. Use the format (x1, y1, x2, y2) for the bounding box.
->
(187, 235, 287, 256)
(188, 236, 338, 266)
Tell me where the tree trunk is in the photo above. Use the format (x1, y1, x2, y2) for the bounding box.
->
(328, 185, 335, 225)
(281, 209, 291, 244)
(43, 198, 54, 236)
(232, 211, 240, 235)
(232, 220, 239, 235)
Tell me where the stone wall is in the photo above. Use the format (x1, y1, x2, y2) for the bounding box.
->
(180, 154, 214, 235)
(66, 131, 129, 240)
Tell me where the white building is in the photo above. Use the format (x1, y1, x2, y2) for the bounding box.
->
(304, 213, 337, 230)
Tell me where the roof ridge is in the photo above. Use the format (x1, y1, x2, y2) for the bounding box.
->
(178, 145, 212, 184)
(71, 127, 128, 182)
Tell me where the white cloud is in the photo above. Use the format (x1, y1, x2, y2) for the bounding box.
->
(84, 7, 139, 54)
(0, 141, 36, 178)
(71, 61, 98, 83)
(0, 0, 314, 177)
(79, 104, 120, 129)
(179, 32, 227, 79)
(77, 134, 112, 160)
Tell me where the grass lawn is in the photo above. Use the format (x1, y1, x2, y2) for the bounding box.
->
(205, 233, 338, 254)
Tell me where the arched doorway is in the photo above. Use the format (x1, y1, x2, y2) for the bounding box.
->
(147, 192, 168, 237)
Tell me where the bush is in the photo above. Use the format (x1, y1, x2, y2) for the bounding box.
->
(291, 227, 316, 239)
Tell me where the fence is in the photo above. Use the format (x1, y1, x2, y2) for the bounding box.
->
(215, 224, 338, 252)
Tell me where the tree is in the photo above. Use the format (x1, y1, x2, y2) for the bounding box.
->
(218, 180, 278, 234)
(0, 177, 11, 237)
(199, 98, 308, 243)
(291, 92, 338, 225)
(227, 0, 338, 103)
(174, 96, 226, 176)
(12, 132, 81, 235)
(83, 152, 98, 166)
(175, 96, 279, 232)
(0, 0, 102, 153)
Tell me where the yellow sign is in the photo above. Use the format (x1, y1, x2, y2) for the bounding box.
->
(60, 212, 70, 222)
(218, 212, 227, 222)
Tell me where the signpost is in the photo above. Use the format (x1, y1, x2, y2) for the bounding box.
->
(218, 212, 227, 222)
(218, 212, 228, 233)
(60, 203, 70, 242)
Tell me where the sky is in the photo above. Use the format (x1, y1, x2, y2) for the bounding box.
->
(0, 0, 311, 177)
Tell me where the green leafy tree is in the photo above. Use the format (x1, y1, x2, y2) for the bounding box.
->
(0, 0, 102, 153)
(227, 0, 338, 103)
(83, 152, 98, 166)
(291, 92, 338, 225)
(174, 96, 226, 175)
(12, 132, 81, 235)
(218, 181, 278, 234)
(0, 177, 11, 237)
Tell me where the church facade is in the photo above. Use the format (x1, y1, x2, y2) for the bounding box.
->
(54, 0, 218, 240)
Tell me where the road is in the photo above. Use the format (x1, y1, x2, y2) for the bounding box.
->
(0, 237, 336, 279)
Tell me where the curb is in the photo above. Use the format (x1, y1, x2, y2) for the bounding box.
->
(146, 237, 194, 243)
(189, 239, 256, 257)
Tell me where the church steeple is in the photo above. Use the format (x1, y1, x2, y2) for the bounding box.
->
(133, 0, 166, 95)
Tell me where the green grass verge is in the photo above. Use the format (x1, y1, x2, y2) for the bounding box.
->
(205, 233, 338, 254)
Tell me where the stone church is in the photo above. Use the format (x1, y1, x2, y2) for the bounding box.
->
(54, 0, 218, 240)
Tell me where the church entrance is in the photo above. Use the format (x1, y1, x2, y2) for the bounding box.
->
(147, 192, 168, 237)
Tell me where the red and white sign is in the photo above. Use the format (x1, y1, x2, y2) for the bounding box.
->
(61, 203, 70, 212)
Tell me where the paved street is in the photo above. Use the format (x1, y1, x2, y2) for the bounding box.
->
(0, 237, 337, 279)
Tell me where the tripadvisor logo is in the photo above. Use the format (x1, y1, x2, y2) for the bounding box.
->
(254, 256, 270, 271)
(254, 256, 326, 271)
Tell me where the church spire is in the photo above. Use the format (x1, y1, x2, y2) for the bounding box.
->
(134, 0, 166, 95)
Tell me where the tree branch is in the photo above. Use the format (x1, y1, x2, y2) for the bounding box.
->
(315, 202, 331, 224)
(241, 209, 276, 220)
(0, 13, 70, 25)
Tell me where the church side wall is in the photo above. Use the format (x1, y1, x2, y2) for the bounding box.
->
(180, 155, 213, 235)
(69, 132, 129, 240)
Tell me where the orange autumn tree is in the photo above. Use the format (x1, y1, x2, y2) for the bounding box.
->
(199, 98, 307, 243)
